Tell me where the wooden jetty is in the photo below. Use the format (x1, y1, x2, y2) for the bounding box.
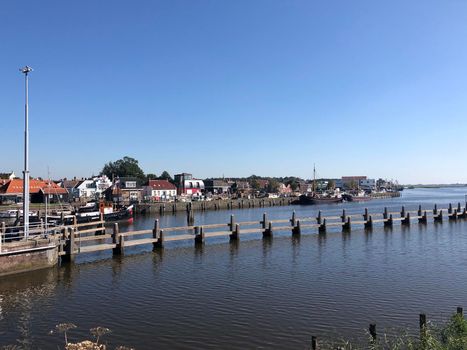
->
(1, 202, 467, 274)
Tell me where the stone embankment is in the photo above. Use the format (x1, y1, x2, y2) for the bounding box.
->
(136, 197, 294, 214)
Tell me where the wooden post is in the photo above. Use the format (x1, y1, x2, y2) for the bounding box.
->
(290, 211, 296, 227)
(420, 313, 427, 340)
(341, 209, 346, 223)
(419, 211, 428, 224)
(418, 205, 422, 217)
(230, 224, 240, 241)
(449, 209, 458, 221)
(0, 221, 4, 252)
(311, 336, 318, 350)
(384, 214, 393, 227)
(317, 211, 322, 225)
(195, 226, 204, 245)
(292, 220, 301, 235)
(60, 211, 65, 224)
(229, 214, 235, 232)
(318, 218, 326, 234)
(263, 221, 273, 237)
(364, 215, 373, 229)
(383, 207, 388, 220)
(155, 229, 164, 249)
(152, 219, 159, 250)
(458, 202, 461, 212)
(261, 213, 268, 229)
(363, 208, 368, 221)
(448, 203, 453, 214)
(402, 213, 411, 226)
(342, 217, 351, 232)
(112, 223, 123, 255)
(401, 206, 405, 218)
(63, 227, 76, 262)
(434, 209, 443, 222)
(457, 307, 464, 317)
(433, 204, 438, 215)
(369, 323, 376, 341)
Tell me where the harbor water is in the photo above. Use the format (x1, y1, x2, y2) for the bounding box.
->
(1, 188, 467, 349)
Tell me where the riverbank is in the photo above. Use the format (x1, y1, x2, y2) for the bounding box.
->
(135, 197, 294, 214)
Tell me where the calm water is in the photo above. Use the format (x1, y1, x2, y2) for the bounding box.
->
(2, 188, 467, 349)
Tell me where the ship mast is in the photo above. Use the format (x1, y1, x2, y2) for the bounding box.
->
(20, 66, 33, 238)
(312, 164, 316, 193)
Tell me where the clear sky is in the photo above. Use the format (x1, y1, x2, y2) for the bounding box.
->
(1, 0, 467, 184)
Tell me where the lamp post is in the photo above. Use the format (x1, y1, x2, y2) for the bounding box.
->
(20, 66, 33, 238)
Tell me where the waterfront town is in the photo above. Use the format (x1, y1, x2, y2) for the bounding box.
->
(0, 168, 402, 206)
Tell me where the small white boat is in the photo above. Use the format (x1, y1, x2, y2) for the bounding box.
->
(0, 209, 18, 218)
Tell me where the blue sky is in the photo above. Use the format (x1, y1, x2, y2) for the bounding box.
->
(1, 0, 467, 184)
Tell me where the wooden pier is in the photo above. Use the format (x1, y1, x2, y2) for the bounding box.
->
(1, 202, 467, 271)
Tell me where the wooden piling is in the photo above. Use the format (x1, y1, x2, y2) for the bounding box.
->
(152, 219, 159, 250)
(363, 208, 369, 221)
(457, 307, 464, 317)
(434, 210, 443, 222)
(341, 209, 346, 223)
(420, 313, 427, 340)
(317, 211, 322, 225)
(364, 215, 373, 229)
(155, 229, 164, 249)
(369, 323, 377, 341)
(449, 209, 457, 221)
(63, 227, 76, 262)
(230, 224, 240, 241)
(311, 336, 318, 350)
(318, 219, 326, 234)
(418, 205, 422, 217)
(263, 222, 273, 237)
(292, 220, 301, 235)
(401, 206, 405, 218)
(342, 217, 351, 232)
(402, 213, 411, 226)
(384, 214, 393, 227)
(290, 211, 296, 227)
(383, 207, 388, 220)
(448, 203, 453, 214)
(227, 215, 235, 233)
(261, 213, 268, 229)
(112, 223, 123, 255)
(458, 202, 461, 212)
(195, 226, 204, 245)
(418, 211, 428, 224)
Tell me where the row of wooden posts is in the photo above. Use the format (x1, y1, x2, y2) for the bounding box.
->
(57, 202, 467, 259)
(310, 307, 465, 349)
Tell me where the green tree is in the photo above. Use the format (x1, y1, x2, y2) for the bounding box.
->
(327, 180, 335, 190)
(250, 178, 260, 191)
(146, 173, 158, 181)
(101, 156, 145, 182)
(267, 179, 280, 193)
(159, 171, 173, 183)
(286, 179, 299, 191)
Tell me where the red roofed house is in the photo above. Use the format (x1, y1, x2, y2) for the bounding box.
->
(0, 179, 69, 204)
(143, 180, 177, 201)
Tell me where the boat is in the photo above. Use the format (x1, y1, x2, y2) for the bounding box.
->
(342, 190, 372, 202)
(298, 165, 343, 205)
(0, 209, 18, 219)
(75, 201, 134, 223)
(299, 193, 343, 205)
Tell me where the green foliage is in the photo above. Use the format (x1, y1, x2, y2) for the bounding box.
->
(250, 179, 260, 191)
(327, 180, 335, 190)
(159, 171, 173, 183)
(317, 312, 467, 350)
(101, 156, 145, 182)
(267, 179, 280, 193)
(145, 173, 158, 181)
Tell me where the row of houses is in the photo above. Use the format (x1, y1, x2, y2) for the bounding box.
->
(0, 171, 386, 205)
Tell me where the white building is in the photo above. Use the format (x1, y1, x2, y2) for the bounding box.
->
(143, 180, 177, 201)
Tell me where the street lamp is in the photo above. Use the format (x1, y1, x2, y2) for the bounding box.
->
(20, 66, 33, 238)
